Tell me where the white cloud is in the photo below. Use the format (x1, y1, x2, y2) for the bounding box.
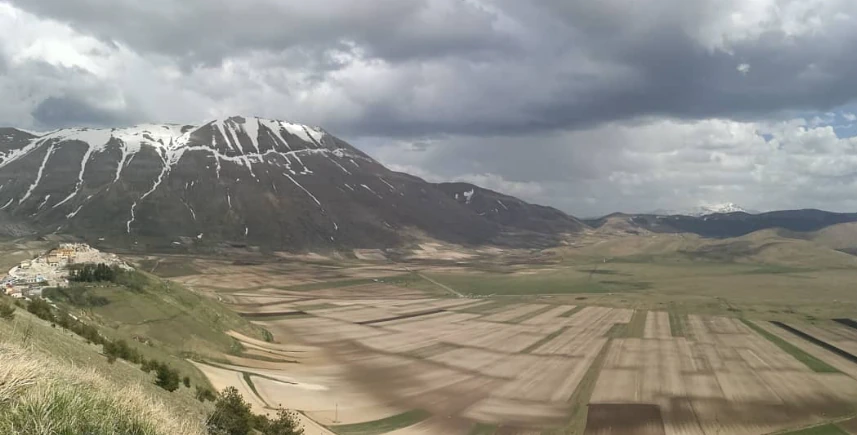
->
(737, 63, 750, 74)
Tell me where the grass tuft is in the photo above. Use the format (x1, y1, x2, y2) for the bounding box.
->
(0, 341, 204, 435)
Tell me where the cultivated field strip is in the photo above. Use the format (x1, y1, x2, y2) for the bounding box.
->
(783, 322, 857, 357)
(522, 305, 577, 325)
(235, 297, 643, 431)
(590, 315, 857, 435)
(756, 321, 857, 379)
(644, 311, 672, 339)
(481, 304, 549, 323)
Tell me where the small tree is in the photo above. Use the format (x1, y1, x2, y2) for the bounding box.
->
(0, 299, 15, 320)
(183, 376, 191, 388)
(154, 362, 180, 392)
(208, 387, 254, 435)
(260, 409, 304, 435)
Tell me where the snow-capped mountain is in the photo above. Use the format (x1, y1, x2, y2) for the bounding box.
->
(0, 116, 581, 251)
(650, 203, 754, 217)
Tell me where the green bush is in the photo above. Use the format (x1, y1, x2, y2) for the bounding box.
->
(154, 362, 181, 392)
(207, 387, 253, 435)
(206, 387, 303, 435)
(195, 386, 217, 402)
(43, 285, 109, 307)
(258, 409, 304, 435)
(26, 298, 54, 322)
(0, 299, 14, 320)
(103, 339, 142, 364)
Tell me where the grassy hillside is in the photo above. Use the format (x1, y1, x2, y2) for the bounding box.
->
(0, 301, 209, 433)
(43, 268, 271, 388)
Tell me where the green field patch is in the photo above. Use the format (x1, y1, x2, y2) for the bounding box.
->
(559, 306, 585, 318)
(779, 423, 849, 435)
(279, 274, 419, 292)
(741, 265, 813, 275)
(508, 305, 559, 324)
(579, 269, 624, 276)
(297, 303, 342, 311)
(405, 343, 460, 359)
(241, 372, 264, 404)
(669, 311, 688, 337)
(424, 272, 623, 296)
(599, 280, 653, 291)
(327, 409, 431, 435)
(241, 312, 313, 321)
(452, 300, 513, 314)
(138, 258, 201, 278)
(469, 422, 498, 435)
(741, 319, 840, 373)
(522, 326, 568, 353)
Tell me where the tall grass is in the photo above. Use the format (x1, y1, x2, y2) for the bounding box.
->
(0, 341, 205, 435)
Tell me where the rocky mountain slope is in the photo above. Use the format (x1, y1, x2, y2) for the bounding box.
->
(435, 182, 585, 234)
(0, 117, 580, 251)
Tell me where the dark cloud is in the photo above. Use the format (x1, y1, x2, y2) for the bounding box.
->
(5, 0, 516, 66)
(31, 95, 133, 129)
(8, 0, 857, 137)
(5, 1, 857, 215)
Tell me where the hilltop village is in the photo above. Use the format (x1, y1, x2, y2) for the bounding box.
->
(2, 243, 129, 298)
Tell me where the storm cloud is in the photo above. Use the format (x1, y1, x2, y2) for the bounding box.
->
(3, 0, 857, 215)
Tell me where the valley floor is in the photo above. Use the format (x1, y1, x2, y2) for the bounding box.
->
(132, 242, 857, 435)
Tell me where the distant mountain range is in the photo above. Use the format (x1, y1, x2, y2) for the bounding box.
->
(584, 209, 857, 239)
(2, 117, 857, 251)
(648, 203, 758, 217)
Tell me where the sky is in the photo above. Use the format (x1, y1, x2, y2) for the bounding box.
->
(3, 1, 857, 217)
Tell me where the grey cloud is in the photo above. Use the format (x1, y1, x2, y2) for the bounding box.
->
(8, 0, 857, 137)
(6, 0, 516, 65)
(31, 95, 133, 129)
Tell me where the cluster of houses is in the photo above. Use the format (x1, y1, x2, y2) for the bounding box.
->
(3, 243, 93, 299)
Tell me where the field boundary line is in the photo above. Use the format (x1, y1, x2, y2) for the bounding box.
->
(417, 273, 463, 297)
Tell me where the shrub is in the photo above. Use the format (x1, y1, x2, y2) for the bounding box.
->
(0, 299, 14, 320)
(26, 298, 54, 322)
(154, 362, 180, 392)
(207, 387, 253, 435)
(141, 359, 157, 374)
(259, 409, 304, 435)
(183, 376, 191, 388)
(195, 386, 216, 403)
(206, 387, 303, 435)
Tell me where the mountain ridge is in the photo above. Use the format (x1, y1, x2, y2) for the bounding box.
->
(0, 116, 583, 251)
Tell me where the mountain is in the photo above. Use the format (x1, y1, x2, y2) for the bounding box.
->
(585, 209, 857, 239)
(0, 117, 581, 251)
(648, 203, 754, 217)
(434, 182, 586, 234)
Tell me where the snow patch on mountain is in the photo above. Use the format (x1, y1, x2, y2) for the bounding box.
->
(650, 203, 754, 216)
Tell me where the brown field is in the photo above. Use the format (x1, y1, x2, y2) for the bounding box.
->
(133, 240, 857, 435)
(590, 314, 857, 435)
(185, 269, 857, 435)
